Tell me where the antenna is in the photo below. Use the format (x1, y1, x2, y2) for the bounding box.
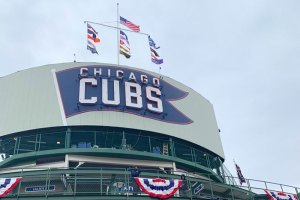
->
(159, 66, 163, 79)
(73, 53, 77, 62)
(121, 131, 126, 149)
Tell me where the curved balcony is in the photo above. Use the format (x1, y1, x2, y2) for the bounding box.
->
(0, 126, 224, 182)
(0, 167, 299, 200)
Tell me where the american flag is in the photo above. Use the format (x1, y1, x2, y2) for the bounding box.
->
(120, 16, 140, 32)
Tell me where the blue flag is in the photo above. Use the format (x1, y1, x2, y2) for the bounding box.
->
(148, 36, 160, 49)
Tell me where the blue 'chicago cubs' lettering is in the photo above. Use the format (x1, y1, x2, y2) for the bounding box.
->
(56, 66, 193, 124)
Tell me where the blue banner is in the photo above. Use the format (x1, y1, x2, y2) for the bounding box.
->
(56, 65, 192, 124)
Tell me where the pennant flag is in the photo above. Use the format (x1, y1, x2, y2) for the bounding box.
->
(0, 177, 22, 197)
(87, 41, 98, 54)
(148, 36, 160, 49)
(134, 177, 182, 199)
(120, 16, 140, 32)
(120, 30, 131, 58)
(87, 23, 100, 54)
(150, 47, 163, 64)
(235, 163, 246, 185)
(148, 36, 163, 65)
(265, 190, 298, 200)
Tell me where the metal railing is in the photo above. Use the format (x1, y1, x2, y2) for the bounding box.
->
(0, 167, 299, 199)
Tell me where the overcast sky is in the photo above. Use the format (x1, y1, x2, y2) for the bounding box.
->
(1, 0, 299, 188)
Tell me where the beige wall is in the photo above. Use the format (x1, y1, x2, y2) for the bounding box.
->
(0, 62, 224, 158)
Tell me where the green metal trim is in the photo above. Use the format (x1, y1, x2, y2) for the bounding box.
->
(0, 167, 256, 200)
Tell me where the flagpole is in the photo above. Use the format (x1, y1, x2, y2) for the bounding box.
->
(159, 66, 162, 78)
(117, 3, 120, 66)
(86, 22, 88, 58)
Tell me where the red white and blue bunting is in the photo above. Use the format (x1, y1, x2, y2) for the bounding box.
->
(265, 190, 298, 200)
(0, 177, 22, 197)
(134, 177, 182, 199)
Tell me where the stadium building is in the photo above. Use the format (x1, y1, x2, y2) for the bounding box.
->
(0, 63, 299, 199)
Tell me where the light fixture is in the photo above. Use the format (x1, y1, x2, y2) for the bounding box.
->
(27, 140, 46, 144)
